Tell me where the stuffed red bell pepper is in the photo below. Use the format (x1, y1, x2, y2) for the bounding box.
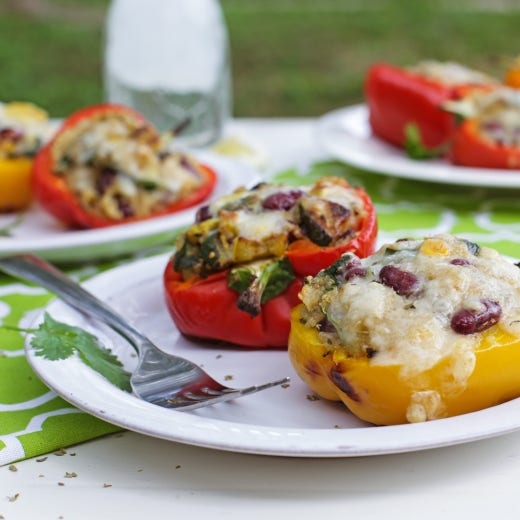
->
(447, 88, 520, 169)
(163, 176, 378, 348)
(32, 103, 217, 229)
(365, 61, 496, 152)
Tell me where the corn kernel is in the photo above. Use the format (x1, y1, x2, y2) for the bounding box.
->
(419, 238, 449, 256)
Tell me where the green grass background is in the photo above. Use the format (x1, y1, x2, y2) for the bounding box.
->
(1, 0, 519, 118)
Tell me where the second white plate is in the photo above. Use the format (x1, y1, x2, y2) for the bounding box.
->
(25, 254, 520, 458)
(316, 104, 520, 188)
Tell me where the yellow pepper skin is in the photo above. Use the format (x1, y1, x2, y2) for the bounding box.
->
(288, 304, 520, 425)
(0, 101, 51, 212)
(0, 157, 33, 212)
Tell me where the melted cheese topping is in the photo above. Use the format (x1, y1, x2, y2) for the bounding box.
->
(301, 234, 520, 382)
(474, 89, 520, 146)
(51, 111, 205, 220)
(410, 61, 495, 86)
(444, 88, 520, 147)
(232, 210, 291, 241)
(174, 176, 369, 279)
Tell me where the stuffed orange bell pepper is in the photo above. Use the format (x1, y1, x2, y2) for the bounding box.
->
(289, 234, 520, 425)
(447, 88, 520, 169)
(0, 101, 54, 212)
(163, 176, 377, 348)
(365, 61, 497, 152)
(33, 103, 217, 229)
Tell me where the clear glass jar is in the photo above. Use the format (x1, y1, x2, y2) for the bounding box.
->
(104, 0, 232, 147)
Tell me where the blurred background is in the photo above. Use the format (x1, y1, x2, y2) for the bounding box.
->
(1, 0, 519, 119)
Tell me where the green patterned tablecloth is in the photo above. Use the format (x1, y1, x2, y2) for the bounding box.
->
(2, 160, 520, 466)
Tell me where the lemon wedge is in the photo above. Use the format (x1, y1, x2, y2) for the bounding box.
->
(211, 135, 268, 169)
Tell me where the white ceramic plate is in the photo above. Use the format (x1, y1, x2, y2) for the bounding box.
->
(316, 104, 520, 188)
(24, 254, 520, 457)
(0, 153, 260, 262)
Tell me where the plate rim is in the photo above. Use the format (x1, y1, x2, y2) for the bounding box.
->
(23, 253, 520, 458)
(316, 104, 520, 188)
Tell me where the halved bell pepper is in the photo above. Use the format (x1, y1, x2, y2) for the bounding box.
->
(450, 119, 520, 169)
(33, 103, 217, 229)
(0, 157, 33, 212)
(289, 304, 520, 425)
(365, 61, 496, 150)
(0, 101, 52, 212)
(163, 177, 378, 348)
(448, 89, 520, 169)
(289, 233, 520, 425)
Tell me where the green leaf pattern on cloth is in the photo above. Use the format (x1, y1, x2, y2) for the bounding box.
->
(2, 159, 520, 465)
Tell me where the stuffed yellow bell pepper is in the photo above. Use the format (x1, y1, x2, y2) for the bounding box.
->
(0, 101, 53, 212)
(288, 234, 520, 425)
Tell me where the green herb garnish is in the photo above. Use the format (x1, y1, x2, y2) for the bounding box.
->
(404, 123, 447, 160)
(26, 313, 131, 391)
(228, 258, 295, 317)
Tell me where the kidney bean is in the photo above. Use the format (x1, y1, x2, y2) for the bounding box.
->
(195, 204, 212, 222)
(262, 190, 303, 210)
(96, 167, 117, 194)
(318, 317, 337, 333)
(0, 128, 23, 143)
(115, 195, 134, 218)
(342, 259, 367, 281)
(482, 120, 503, 134)
(179, 155, 202, 178)
(450, 258, 473, 266)
(379, 265, 419, 296)
(330, 201, 351, 219)
(450, 298, 502, 335)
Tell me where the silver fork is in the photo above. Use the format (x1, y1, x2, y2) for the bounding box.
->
(0, 254, 289, 410)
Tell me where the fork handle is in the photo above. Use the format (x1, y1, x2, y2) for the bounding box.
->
(0, 253, 147, 352)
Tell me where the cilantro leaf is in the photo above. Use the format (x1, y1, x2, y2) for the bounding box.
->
(74, 337, 131, 392)
(31, 313, 77, 360)
(30, 313, 131, 392)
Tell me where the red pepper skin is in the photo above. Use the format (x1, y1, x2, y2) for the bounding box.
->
(365, 62, 485, 149)
(285, 186, 378, 277)
(163, 266, 303, 348)
(32, 103, 217, 229)
(450, 119, 520, 169)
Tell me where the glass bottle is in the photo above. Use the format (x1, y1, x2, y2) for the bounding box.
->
(104, 0, 232, 147)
